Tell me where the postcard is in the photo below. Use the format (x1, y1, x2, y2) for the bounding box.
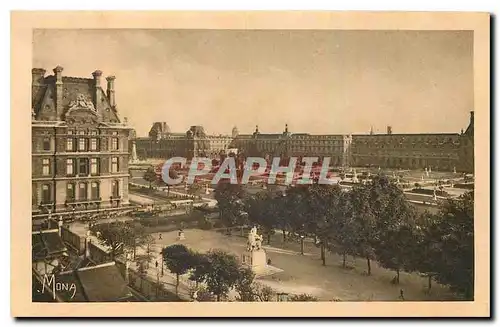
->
(11, 11, 490, 317)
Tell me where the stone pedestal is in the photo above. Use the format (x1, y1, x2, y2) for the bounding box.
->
(242, 249, 267, 274)
(177, 231, 185, 241)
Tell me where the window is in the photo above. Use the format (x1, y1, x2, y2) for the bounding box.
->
(66, 138, 74, 151)
(68, 130, 74, 135)
(42, 184, 51, 204)
(91, 182, 99, 200)
(42, 158, 50, 176)
(78, 182, 87, 200)
(78, 158, 89, 176)
(78, 138, 87, 151)
(112, 137, 119, 150)
(66, 183, 75, 201)
(66, 159, 74, 175)
(111, 180, 119, 198)
(90, 158, 99, 175)
(78, 130, 86, 135)
(43, 138, 51, 151)
(111, 157, 119, 173)
(90, 138, 98, 151)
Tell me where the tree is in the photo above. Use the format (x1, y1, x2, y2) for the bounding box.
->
(143, 167, 158, 189)
(234, 266, 277, 302)
(188, 251, 211, 288)
(328, 190, 358, 268)
(135, 253, 151, 290)
(234, 267, 257, 301)
(424, 191, 474, 299)
(289, 294, 318, 301)
(213, 183, 247, 234)
(92, 221, 138, 260)
(165, 169, 179, 197)
(187, 183, 202, 197)
(141, 234, 156, 262)
(245, 191, 277, 244)
(349, 185, 377, 275)
(285, 186, 310, 248)
(303, 184, 342, 266)
(271, 193, 290, 243)
(161, 244, 195, 296)
(193, 286, 216, 302)
(371, 176, 419, 284)
(408, 211, 441, 291)
(373, 203, 418, 284)
(203, 250, 241, 301)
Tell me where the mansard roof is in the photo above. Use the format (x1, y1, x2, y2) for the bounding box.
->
(32, 68, 121, 124)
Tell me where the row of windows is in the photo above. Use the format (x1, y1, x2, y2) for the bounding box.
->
(67, 130, 119, 136)
(38, 180, 120, 204)
(39, 136, 120, 152)
(40, 157, 121, 176)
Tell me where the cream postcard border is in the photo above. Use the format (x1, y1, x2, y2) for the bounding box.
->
(11, 11, 490, 317)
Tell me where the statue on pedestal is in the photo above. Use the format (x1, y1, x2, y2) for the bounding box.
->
(247, 226, 263, 251)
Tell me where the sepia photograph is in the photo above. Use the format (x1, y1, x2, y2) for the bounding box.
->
(11, 11, 490, 317)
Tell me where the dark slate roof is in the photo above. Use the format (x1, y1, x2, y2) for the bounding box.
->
(464, 112, 474, 137)
(187, 125, 207, 137)
(42, 262, 135, 302)
(254, 134, 282, 138)
(56, 271, 88, 302)
(351, 133, 460, 137)
(32, 71, 120, 123)
(76, 263, 132, 302)
(32, 230, 67, 261)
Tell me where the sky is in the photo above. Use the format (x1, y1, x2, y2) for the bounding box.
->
(33, 29, 473, 137)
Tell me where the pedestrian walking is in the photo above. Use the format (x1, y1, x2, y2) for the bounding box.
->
(159, 233, 162, 240)
(155, 260, 158, 268)
(399, 289, 405, 301)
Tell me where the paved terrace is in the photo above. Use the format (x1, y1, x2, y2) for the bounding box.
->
(135, 229, 456, 301)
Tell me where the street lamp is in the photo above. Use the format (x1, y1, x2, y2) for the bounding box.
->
(160, 249, 164, 276)
(300, 235, 305, 255)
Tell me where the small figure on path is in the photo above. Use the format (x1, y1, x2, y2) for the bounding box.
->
(159, 233, 162, 240)
(399, 289, 405, 301)
(155, 260, 158, 268)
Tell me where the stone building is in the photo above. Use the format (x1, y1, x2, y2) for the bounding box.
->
(135, 122, 233, 160)
(458, 111, 474, 173)
(133, 111, 474, 173)
(229, 124, 351, 166)
(350, 111, 474, 172)
(31, 66, 132, 220)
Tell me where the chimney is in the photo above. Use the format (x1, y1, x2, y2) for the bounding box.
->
(106, 75, 116, 108)
(85, 231, 91, 258)
(58, 217, 63, 237)
(53, 66, 64, 116)
(92, 70, 103, 109)
(32, 68, 46, 86)
(387, 126, 393, 135)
